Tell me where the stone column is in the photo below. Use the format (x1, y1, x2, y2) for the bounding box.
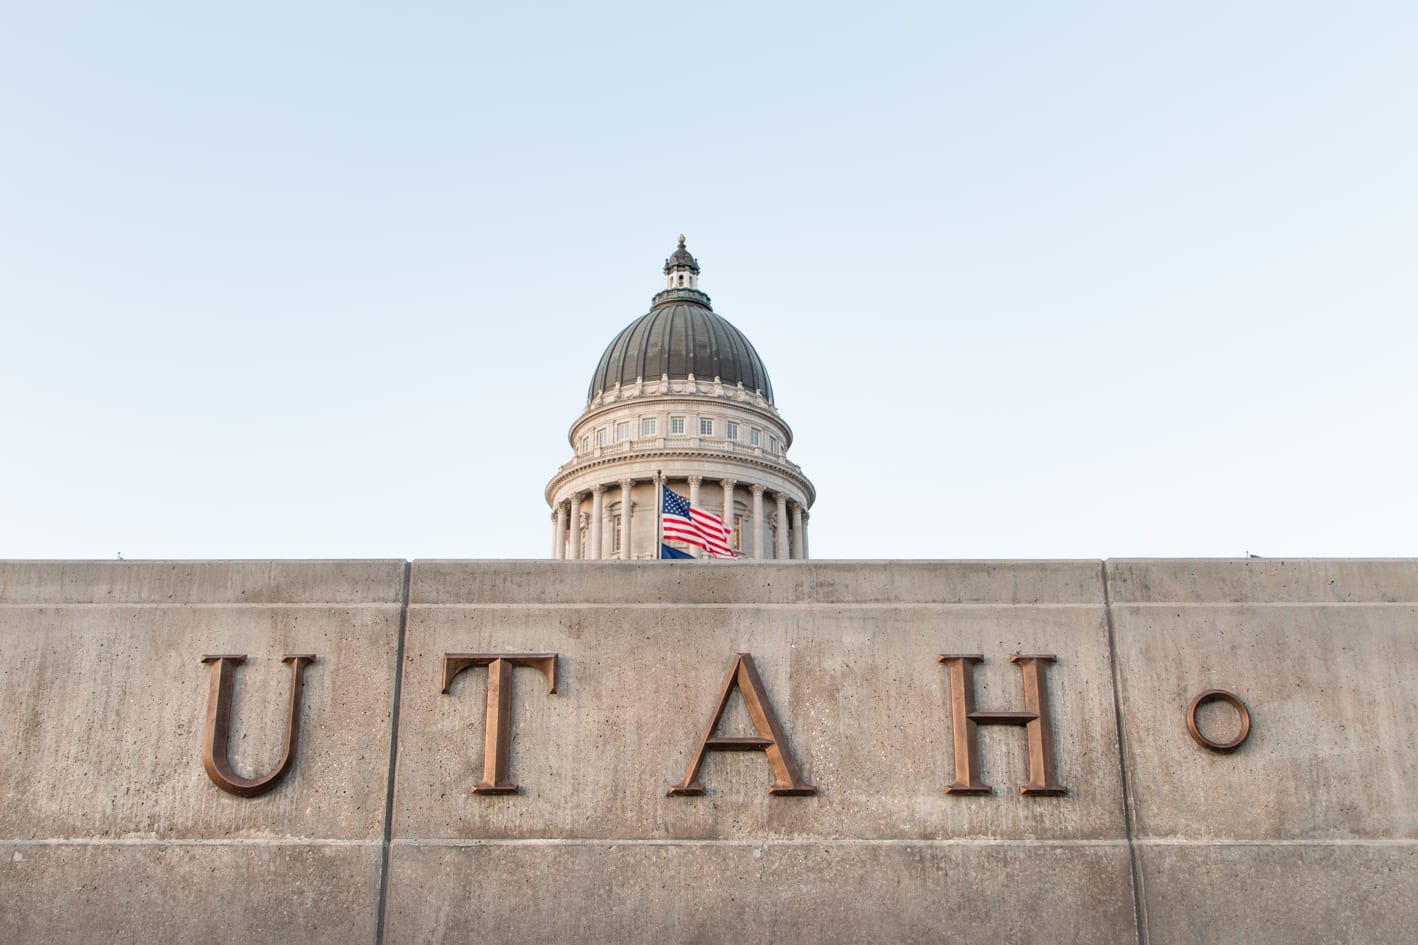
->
(801, 510, 810, 559)
(568, 492, 582, 560)
(619, 479, 633, 560)
(775, 492, 789, 560)
(552, 506, 566, 560)
(790, 501, 804, 560)
(589, 484, 604, 560)
(720, 479, 736, 554)
(687, 475, 702, 558)
(751, 484, 765, 560)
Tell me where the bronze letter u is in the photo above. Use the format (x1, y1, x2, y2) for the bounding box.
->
(200, 654, 316, 797)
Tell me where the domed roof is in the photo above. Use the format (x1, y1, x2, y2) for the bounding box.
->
(587, 289, 774, 405)
(663, 235, 700, 274)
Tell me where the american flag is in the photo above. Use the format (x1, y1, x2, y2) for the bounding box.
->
(661, 487, 736, 559)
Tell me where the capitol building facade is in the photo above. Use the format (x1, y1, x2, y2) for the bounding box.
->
(545, 238, 815, 560)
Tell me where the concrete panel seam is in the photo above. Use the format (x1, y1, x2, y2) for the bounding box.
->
(1103, 560, 1148, 945)
(374, 561, 411, 945)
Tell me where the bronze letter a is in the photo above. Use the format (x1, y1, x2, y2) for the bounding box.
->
(669, 652, 815, 796)
(200, 654, 316, 798)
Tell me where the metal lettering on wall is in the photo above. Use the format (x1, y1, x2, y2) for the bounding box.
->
(441, 653, 559, 794)
(1186, 688, 1252, 752)
(195, 648, 1255, 800)
(200, 654, 316, 798)
(938, 654, 1067, 796)
(668, 652, 816, 797)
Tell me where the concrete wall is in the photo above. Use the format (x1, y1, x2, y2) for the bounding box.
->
(1, 559, 1414, 944)
(1107, 559, 1418, 945)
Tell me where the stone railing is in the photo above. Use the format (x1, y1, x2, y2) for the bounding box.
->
(556, 435, 804, 478)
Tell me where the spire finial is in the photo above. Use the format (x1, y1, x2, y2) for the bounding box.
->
(663, 234, 701, 285)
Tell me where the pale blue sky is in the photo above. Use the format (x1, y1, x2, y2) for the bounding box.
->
(3, 2, 1415, 559)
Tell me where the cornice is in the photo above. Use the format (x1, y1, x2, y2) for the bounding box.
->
(546, 447, 815, 508)
(582, 379, 779, 417)
(649, 287, 711, 307)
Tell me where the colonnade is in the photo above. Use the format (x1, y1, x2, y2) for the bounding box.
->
(551, 475, 809, 560)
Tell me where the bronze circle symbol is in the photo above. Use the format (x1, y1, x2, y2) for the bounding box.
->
(1186, 689, 1251, 753)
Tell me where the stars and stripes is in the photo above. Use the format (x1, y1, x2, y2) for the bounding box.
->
(661, 487, 736, 559)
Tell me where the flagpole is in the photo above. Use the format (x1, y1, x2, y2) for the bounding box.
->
(655, 470, 663, 560)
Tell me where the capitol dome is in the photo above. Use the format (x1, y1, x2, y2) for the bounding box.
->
(546, 238, 815, 561)
(587, 240, 774, 404)
(587, 294, 775, 405)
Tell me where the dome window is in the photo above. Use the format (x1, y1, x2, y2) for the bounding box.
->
(616, 422, 630, 441)
(596, 428, 607, 447)
(749, 428, 761, 447)
(769, 435, 778, 454)
(670, 416, 685, 435)
(580, 435, 590, 453)
(641, 418, 657, 437)
(726, 421, 739, 441)
(699, 418, 714, 437)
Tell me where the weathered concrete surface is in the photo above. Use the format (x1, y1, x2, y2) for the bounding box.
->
(386, 560, 1132, 942)
(1108, 558, 1418, 944)
(410, 558, 1104, 606)
(394, 561, 1121, 842)
(1135, 843, 1418, 945)
(383, 841, 1136, 945)
(0, 842, 382, 945)
(0, 560, 404, 943)
(3, 558, 1416, 945)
